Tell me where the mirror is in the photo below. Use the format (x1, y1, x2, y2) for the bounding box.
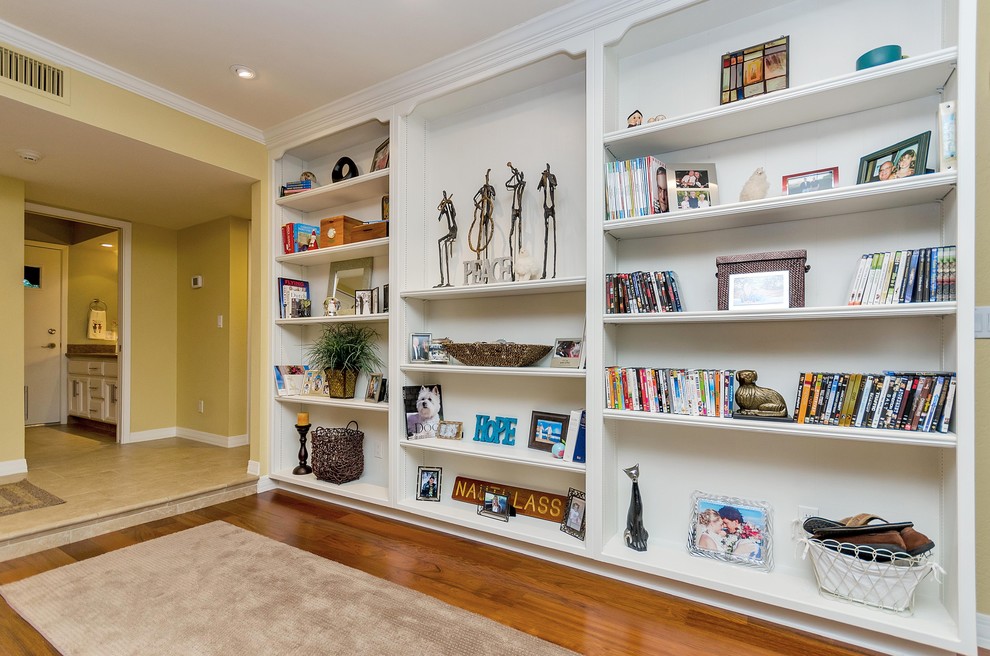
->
(327, 258, 373, 315)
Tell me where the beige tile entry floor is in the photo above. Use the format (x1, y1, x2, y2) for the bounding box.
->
(0, 424, 257, 561)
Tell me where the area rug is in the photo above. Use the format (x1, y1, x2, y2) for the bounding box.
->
(0, 480, 64, 517)
(0, 521, 576, 656)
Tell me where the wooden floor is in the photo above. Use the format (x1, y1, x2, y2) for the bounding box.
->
(0, 489, 901, 656)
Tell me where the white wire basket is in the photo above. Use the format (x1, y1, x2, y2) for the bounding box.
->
(802, 538, 943, 614)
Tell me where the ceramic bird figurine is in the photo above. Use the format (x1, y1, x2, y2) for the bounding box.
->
(739, 167, 769, 202)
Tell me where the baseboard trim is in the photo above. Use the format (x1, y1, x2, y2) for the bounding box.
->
(176, 428, 249, 448)
(256, 476, 277, 493)
(247, 460, 261, 476)
(0, 458, 27, 477)
(125, 428, 177, 443)
(977, 612, 989, 648)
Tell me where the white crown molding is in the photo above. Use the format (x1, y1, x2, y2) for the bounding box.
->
(264, 0, 655, 154)
(0, 19, 264, 143)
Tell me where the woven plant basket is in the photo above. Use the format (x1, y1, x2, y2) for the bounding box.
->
(443, 342, 552, 367)
(311, 421, 364, 484)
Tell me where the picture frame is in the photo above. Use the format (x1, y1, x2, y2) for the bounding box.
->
(687, 491, 773, 572)
(402, 384, 443, 438)
(782, 167, 838, 195)
(437, 420, 463, 440)
(428, 341, 449, 364)
(302, 370, 327, 396)
(857, 131, 931, 184)
(560, 487, 586, 540)
(478, 487, 510, 522)
(382, 283, 390, 313)
(728, 270, 789, 310)
(668, 163, 719, 211)
(550, 337, 584, 369)
(720, 35, 789, 105)
(371, 138, 390, 172)
(354, 289, 373, 316)
(410, 333, 431, 363)
(382, 194, 390, 221)
(527, 411, 569, 452)
(365, 373, 384, 403)
(416, 466, 441, 502)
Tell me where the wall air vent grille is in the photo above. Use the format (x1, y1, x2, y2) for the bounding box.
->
(0, 45, 65, 99)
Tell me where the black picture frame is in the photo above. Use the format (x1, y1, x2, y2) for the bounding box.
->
(371, 138, 390, 172)
(527, 411, 569, 452)
(857, 131, 931, 184)
(416, 466, 441, 502)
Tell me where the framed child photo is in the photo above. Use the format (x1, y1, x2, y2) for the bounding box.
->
(528, 411, 569, 452)
(687, 491, 773, 572)
(416, 466, 441, 502)
(550, 337, 584, 369)
(668, 163, 719, 211)
(857, 131, 931, 184)
(782, 167, 838, 195)
(478, 488, 511, 522)
(561, 488, 587, 540)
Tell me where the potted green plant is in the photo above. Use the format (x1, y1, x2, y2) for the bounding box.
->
(306, 323, 384, 398)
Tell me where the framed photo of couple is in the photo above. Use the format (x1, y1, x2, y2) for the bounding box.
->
(687, 491, 773, 572)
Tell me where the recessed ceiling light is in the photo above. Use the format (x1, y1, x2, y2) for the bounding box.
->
(230, 65, 256, 80)
(100, 243, 113, 248)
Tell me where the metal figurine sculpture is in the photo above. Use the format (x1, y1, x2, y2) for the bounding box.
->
(505, 162, 526, 281)
(734, 369, 789, 418)
(623, 463, 649, 552)
(435, 191, 457, 288)
(537, 162, 558, 279)
(469, 169, 496, 260)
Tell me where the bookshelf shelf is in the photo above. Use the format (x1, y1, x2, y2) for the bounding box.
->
(603, 173, 956, 240)
(603, 409, 957, 448)
(603, 303, 956, 324)
(276, 237, 389, 265)
(400, 363, 585, 378)
(275, 395, 390, 412)
(603, 48, 956, 160)
(401, 276, 586, 300)
(399, 437, 586, 472)
(270, 471, 389, 506)
(276, 168, 390, 212)
(276, 313, 389, 326)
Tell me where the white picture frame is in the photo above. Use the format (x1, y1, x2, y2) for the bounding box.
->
(728, 270, 789, 310)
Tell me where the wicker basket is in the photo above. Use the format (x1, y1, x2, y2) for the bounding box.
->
(715, 249, 810, 310)
(802, 538, 941, 613)
(310, 421, 364, 484)
(443, 342, 552, 367)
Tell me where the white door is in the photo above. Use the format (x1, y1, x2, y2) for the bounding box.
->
(24, 244, 63, 425)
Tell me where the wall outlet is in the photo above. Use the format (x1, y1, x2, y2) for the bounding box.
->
(197, 400, 205, 414)
(374, 442, 384, 459)
(798, 505, 819, 521)
(217, 314, 224, 328)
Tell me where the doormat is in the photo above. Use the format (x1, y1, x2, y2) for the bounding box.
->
(0, 480, 65, 517)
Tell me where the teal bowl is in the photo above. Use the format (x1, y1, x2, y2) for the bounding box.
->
(856, 45, 902, 70)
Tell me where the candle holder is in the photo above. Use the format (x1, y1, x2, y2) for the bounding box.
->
(293, 423, 313, 475)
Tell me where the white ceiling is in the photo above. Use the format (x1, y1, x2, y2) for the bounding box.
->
(0, 1, 574, 228)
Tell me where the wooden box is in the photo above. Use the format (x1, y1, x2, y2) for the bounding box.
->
(716, 249, 809, 310)
(319, 215, 362, 248)
(346, 220, 388, 244)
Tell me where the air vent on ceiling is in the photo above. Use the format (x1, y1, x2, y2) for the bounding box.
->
(0, 44, 66, 100)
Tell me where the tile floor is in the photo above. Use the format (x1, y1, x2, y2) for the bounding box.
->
(0, 424, 257, 560)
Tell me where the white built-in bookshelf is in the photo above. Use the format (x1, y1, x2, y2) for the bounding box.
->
(265, 1, 977, 653)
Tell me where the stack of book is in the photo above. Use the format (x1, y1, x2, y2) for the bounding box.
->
(846, 246, 956, 305)
(606, 270, 683, 314)
(604, 156, 665, 221)
(792, 371, 956, 433)
(605, 367, 736, 417)
(279, 179, 315, 197)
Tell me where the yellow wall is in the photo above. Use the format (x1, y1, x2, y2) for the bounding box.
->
(0, 178, 25, 465)
(974, 4, 990, 614)
(176, 217, 249, 437)
(66, 233, 118, 344)
(129, 223, 177, 433)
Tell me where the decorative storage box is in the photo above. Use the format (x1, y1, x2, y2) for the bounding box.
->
(320, 215, 363, 247)
(346, 220, 388, 244)
(716, 249, 809, 310)
(310, 421, 364, 484)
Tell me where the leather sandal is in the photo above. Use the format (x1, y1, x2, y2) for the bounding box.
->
(803, 515, 935, 557)
(802, 514, 913, 537)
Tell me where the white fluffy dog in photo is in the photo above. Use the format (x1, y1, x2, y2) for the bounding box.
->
(410, 385, 441, 437)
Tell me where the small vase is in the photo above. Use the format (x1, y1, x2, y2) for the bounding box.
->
(326, 368, 357, 398)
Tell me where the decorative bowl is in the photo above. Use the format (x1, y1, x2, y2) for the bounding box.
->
(443, 342, 552, 367)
